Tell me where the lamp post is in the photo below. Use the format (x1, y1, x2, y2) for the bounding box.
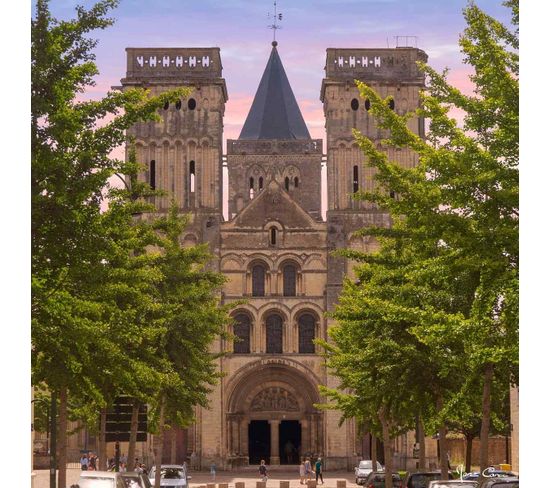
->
(49, 392, 57, 488)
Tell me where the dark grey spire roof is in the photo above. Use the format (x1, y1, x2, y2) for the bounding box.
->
(239, 42, 311, 140)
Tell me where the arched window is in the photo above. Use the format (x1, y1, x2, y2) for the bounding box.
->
(270, 227, 277, 246)
(175, 100, 182, 110)
(285, 177, 290, 191)
(233, 314, 251, 354)
(189, 160, 195, 193)
(283, 264, 296, 297)
(266, 314, 283, 353)
(252, 265, 266, 297)
(353, 165, 359, 193)
(188, 98, 197, 110)
(249, 177, 255, 199)
(388, 98, 395, 111)
(150, 160, 156, 190)
(351, 98, 359, 111)
(365, 99, 371, 111)
(259, 177, 264, 190)
(298, 314, 316, 353)
(294, 177, 299, 188)
(250, 177, 254, 189)
(163, 101, 169, 110)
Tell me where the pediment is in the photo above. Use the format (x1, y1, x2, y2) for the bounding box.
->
(229, 180, 319, 229)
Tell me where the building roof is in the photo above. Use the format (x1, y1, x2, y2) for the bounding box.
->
(239, 42, 311, 140)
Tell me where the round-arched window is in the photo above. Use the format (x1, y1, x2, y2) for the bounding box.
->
(251, 264, 266, 297)
(298, 314, 316, 353)
(365, 99, 371, 111)
(233, 314, 251, 354)
(175, 100, 182, 110)
(388, 98, 395, 111)
(188, 98, 197, 110)
(266, 314, 283, 353)
(163, 101, 169, 110)
(283, 264, 297, 297)
(351, 98, 359, 111)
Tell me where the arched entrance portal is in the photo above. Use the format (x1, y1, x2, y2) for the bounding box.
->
(226, 360, 322, 466)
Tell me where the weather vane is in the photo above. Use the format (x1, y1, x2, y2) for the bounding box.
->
(267, 1, 283, 45)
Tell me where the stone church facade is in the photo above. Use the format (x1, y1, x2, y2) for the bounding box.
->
(118, 42, 436, 470)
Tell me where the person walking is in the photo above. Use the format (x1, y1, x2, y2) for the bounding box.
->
(315, 457, 324, 485)
(299, 460, 306, 484)
(80, 454, 89, 471)
(304, 457, 312, 482)
(259, 459, 268, 482)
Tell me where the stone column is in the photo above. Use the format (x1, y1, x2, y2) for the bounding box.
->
(269, 420, 280, 465)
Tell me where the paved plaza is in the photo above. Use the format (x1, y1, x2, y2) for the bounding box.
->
(33, 468, 357, 488)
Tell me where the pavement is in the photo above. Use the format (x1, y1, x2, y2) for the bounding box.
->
(32, 468, 358, 488)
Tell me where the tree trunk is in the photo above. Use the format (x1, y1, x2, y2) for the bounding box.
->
(436, 395, 449, 480)
(379, 408, 393, 488)
(371, 434, 378, 470)
(170, 428, 177, 464)
(58, 387, 68, 488)
(418, 418, 426, 470)
(98, 408, 107, 471)
(479, 363, 494, 473)
(465, 433, 473, 473)
(127, 400, 140, 471)
(154, 395, 166, 488)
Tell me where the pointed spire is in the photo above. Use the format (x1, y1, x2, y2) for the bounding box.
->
(239, 43, 311, 140)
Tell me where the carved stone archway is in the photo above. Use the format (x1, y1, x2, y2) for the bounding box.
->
(225, 360, 323, 466)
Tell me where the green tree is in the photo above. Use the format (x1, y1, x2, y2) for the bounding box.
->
(345, 0, 517, 475)
(31, 0, 188, 484)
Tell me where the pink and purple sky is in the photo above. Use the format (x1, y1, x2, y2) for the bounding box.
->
(47, 0, 512, 144)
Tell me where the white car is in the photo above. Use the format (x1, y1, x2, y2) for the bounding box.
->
(427, 481, 479, 488)
(77, 470, 126, 488)
(355, 459, 384, 485)
(149, 464, 190, 488)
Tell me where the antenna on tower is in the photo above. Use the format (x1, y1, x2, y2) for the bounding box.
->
(267, 1, 283, 45)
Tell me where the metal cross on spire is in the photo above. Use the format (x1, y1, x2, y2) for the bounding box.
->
(267, 1, 283, 45)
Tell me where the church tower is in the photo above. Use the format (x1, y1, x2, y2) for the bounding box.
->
(121, 47, 227, 248)
(321, 47, 428, 304)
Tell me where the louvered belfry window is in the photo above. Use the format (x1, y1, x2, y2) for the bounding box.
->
(252, 265, 266, 297)
(233, 314, 251, 354)
(299, 314, 316, 353)
(266, 314, 283, 353)
(283, 264, 296, 297)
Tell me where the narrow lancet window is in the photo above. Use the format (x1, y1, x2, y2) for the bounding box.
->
(353, 165, 359, 193)
(270, 227, 277, 246)
(294, 177, 299, 188)
(150, 160, 156, 190)
(259, 177, 264, 190)
(189, 160, 195, 193)
(285, 177, 290, 191)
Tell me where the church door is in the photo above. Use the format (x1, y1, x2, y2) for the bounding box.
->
(248, 420, 271, 465)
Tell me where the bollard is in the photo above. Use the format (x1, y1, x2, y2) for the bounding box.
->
(235, 483, 245, 488)
(257, 482, 267, 488)
(280, 481, 290, 488)
(307, 481, 317, 488)
(218, 484, 229, 488)
(337, 480, 347, 488)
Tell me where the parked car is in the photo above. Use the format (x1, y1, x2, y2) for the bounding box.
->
(149, 464, 190, 488)
(363, 472, 404, 488)
(77, 470, 126, 488)
(406, 472, 444, 488)
(355, 460, 384, 485)
(120, 472, 153, 488)
(427, 481, 478, 488)
(477, 476, 518, 488)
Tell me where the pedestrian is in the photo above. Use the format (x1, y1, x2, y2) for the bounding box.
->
(259, 459, 268, 482)
(89, 453, 97, 471)
(211, 463, 217, 481)
(80, 454, 89, 471)
(315, 457, 324, 485)
(304, 457, 312, 481)
(299, 460, 306, 484)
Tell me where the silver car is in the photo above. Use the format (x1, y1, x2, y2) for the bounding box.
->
(148, 464, 190, 488)
(77, 470, 126, 488)
(427, 481, 479, 488)
(355, 460, 384, 485)
(121, 472, 153, 488)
